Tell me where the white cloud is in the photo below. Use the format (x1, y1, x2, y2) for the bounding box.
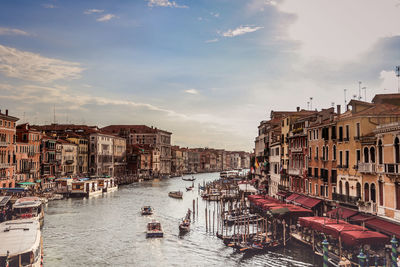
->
(184, 89, 199, 95)
(0, 44, 84, 83)
(379, 70, 399, 93)
(205, 38, 218, 43)
(222, 25, 263, 38)
(276, 0, 400, 61)
(247, 0, 278, 12)
(96, 14, 116, 22)
(42, 4, 57, 9)
(210, 12, 219, 18)
(146, 0, 188, 8)
(0, 27, 30, 36)
(84, 9, 104, 15)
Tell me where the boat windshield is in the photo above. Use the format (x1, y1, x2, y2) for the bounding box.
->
(14, 207, 39, 218)
(0, 251, 34, 267)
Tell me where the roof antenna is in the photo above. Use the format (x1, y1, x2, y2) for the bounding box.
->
(309, 97, 313, 110)
(358, 81, 362, 100)
(396, 65, 400, 93)
(344, 89, 347, 107)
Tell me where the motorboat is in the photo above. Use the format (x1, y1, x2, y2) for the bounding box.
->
(146, 220, 163, 238)
(168, 191, 183, 199)
(0, 219, 42, 267)
(13, 197, 44, 228)
(141, 206, 154, 215)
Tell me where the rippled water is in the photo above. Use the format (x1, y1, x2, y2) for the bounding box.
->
(43, 173, 322, 266)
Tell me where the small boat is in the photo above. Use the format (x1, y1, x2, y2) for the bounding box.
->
(146, 220, 163, 238)
(141, 206, 154, 215)
(186, 186, 193, 191)
(179, 219, 190, 233)
(0, 219, 43, 267)
(182, 176, 196, 181)
(168, 191, 183, 199)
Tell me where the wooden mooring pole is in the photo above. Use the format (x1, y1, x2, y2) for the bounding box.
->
(205, 207, 208, 232)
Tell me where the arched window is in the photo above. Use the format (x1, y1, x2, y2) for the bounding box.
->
(370, 147, 375, 163)
(345, 182, 350, 197)
(371, 183, 376, 203)
(364, 183, 370, 201)
(339, 181, 343, 195)
(326, 147, 329, 161)
(322, 147, 325, 160)
(396, 137, 400, 163)
(378, 140, 383, 164)
(333, 145, 336, 160)
(364, 147, 369, 163)
(356, 182, 361, 199)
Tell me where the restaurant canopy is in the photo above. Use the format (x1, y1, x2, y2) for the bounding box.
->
(323, 223, 365, 239)
(365, 218, 400, 239)
(286, 193, 300, 202)
(269, 205, 313, 217)
(327, 207, 358, 220)
(341, 230, 389, 247)
(293, 195, 322, 209)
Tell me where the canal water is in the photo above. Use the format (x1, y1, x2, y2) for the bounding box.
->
(43, 173, 322, 266)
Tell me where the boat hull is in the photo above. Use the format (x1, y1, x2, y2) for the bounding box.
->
(146, 231, 164, 238)
(103, 185, 118, 193)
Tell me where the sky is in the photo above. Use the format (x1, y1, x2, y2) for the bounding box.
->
(0, 0, 399, 152)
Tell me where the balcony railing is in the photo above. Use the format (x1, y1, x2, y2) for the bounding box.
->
(332, 193, 360, 205)
(0, 163, 10, 169)
(358, 162, 376, 173)
(0, 141, 9, 147)
(384, 163, 400, 175)
(288, 168, 301, 176)
(359, 202, 378, 214)
(291, 147, 303, 153)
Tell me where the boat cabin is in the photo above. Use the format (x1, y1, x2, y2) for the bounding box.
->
(70, 180, 102, 197)
(54, 178, 73, 194)
(97, 178, 117, 193)
(0, 219, 42, 267)
(13, 197, 44, 226)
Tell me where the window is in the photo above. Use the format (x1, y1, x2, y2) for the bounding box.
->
(345, 151, 349, 168)
(331, 126, 337, 139)
(315, 184, 318, 195)
(379, 181, 384, 206)
(316, 147, 319, 159)
(338, 126, 343, 141)
(325, 147, 329, 161)
(322, 147, 325, 160)
(371, 183, 376, 203)
(333, 145, 336, 160)
(396, 138, 400, 163)
(378, 140, 383, 164)
(356, 123, 360, 138)
(339, 151, 343, 166)
(309, 147, 312, 159)
(364, 183, 370, 201)
(339, 181, 343, 194)
(356, 182, 361, 199)
(364, 147, 369, 163)
(370, 147, 375, 163)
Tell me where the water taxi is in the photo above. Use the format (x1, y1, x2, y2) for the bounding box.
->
(13, 197, 44, 228)
(146, 220, 163, 238)
(168, 191, 183, 199)
(70, 180, 103, 198)
(98, 178, 118, 193)
(0, 219, 42, 267)
(141, 206, 154, 215)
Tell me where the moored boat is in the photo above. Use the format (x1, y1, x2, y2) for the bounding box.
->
(182, 176, 196, 181)
(13, 197, 44, 228)
(168, 191, 183, 199)
(70, 180, 103, 198)
(0, 218, 42, 267)
(98, 177, 118, 193)
(186, 186, 193, 191)
(179, 219, 190, 233)
(141, 206, 154, 215)
(146, 220, 163, 238)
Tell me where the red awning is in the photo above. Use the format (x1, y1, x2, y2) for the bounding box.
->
(309, 218, 339, 232)
(293, 195, 308, 205)
(327, 207, 358, 220)
(262, 203, 284, 210)
(302, 197, 322, 209)
(365, 218, 400, 239)
(298, 216, 325, 228)
(323, 223, 365, 239)
(276, 191, 289, 197)
(349, 213, 373, 223)
(248, 194, 264, 201)
(341, 230, 389, 247)
(286, 193, 300, 202)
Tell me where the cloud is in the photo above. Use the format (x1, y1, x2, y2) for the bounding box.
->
(146, 0, 188, 8)
(96, 14, 116, 22)
(276, 0, 400, 61)
(0, 44, 84, 83)
(247, 0, 278, 12)
(84, 9, 104, 15)
(0, 27, 30, 36)
(222, 25, 263, 38)
(42, 4, 57, 9)
(205, 38, 218, 43)
(184, 89, 199, 95)
(210, 12, 219, 18)
(379, 70, 398, 92)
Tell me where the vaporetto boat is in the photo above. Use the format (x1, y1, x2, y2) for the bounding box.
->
(0, 218, 42, 267)
(13, 197, 45, 228)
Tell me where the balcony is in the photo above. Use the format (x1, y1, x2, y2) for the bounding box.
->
(291, 147, 303, 153)
(288, 168, 301, 176)
(384, 163, 400, 175)
(332, 192, 360, 205)
(0, 163, 10, 169)
(65, 160, 74, 165)
(358, 202, 377, 214)
(358, 162, 376, 174)
(0, 141, 9, 147)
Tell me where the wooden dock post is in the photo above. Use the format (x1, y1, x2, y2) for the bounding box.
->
(205, 207, 208, 232)
(193, 199, 195, 220)
(209, 209, 211, 233)
(213, 209, 215, 234)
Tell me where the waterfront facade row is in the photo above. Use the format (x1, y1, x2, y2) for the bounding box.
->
(253, 93, 400, 223)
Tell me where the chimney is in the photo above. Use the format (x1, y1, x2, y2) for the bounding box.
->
(336, 105, 341, 116)
(5, 110, 8, 116)
(296, 106, 300, 112)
